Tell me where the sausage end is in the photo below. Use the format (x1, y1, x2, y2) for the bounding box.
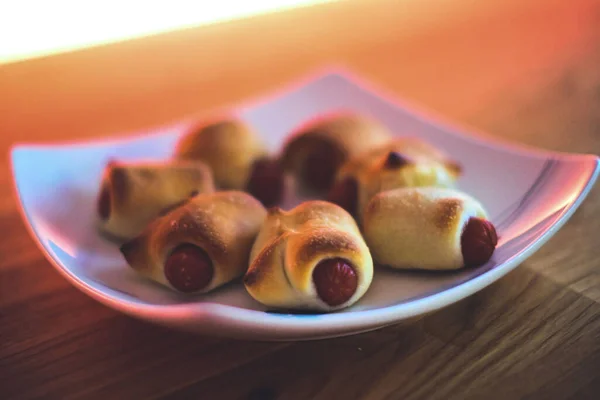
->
(312, 258, 358, 306)
(164, 244, 214, 293)
(461, 217, 498, 267)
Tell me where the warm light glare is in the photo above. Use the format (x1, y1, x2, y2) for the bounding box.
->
(0, 0, 334, 64)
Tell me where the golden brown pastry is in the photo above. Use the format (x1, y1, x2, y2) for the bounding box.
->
(327, 137, 462, 218)
(97, 159, 214, 240)
(362, 187, 498, 271)
(244, 201, 374, 312)
(174, 118, 284, 207)
(120, 191, 267, 294)
(280, 112, 391, 195)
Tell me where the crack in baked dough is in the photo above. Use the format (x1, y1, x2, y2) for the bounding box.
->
(280, 240, 295, 293)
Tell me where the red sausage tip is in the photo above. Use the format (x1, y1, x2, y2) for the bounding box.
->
(164, 244, 214, 293)
(327, 177, 358, 216)
(461, 217, 498, 268)
(312, 258, 358, 306)
(302, 146, 339, 192)
(247, 158, 285, 208)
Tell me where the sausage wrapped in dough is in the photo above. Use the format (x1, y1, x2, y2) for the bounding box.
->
(281, 112, 391, 195)
(244, 201, 374, 312)
(328, 137, 462, 218)
(362, 187, 498, 271)
(174, 118, 284, 207)
(120, 191, 266, 294)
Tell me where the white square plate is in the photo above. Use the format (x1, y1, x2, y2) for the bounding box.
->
(11, 69, 599, 341)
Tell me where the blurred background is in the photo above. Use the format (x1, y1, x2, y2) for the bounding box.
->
(1, 0, 598, 156)
(2, 1, 600, 398)
(0, 1, 333, 64)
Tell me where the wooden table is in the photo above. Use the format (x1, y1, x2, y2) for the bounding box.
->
(2, 0, 599, 398)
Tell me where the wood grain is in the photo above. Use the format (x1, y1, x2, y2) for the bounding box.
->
(1, 0, 600, 399)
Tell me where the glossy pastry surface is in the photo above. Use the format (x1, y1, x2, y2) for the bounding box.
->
(362, 187, 497, 271)
(120, 191, 267, 294)
(97, 159, 214, 240)
(328, 137, 462, 218)
(244, 201, 374, 312)
(174, 118, 285, 207)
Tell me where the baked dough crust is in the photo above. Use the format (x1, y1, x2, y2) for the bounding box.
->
(332, 137, 462, 217)
(244, 201, 373, 311)
(362, 187, 488, 270)
(97, 159, 214, 240)
(120, 191, 266, 293)
(281, 112, 391, 194)
(174, 118, 268, 190)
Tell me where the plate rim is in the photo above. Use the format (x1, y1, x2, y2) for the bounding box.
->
(9, 68, 600, 337)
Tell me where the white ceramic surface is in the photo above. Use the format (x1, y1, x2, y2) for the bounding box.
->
(10, 69, 600, 341)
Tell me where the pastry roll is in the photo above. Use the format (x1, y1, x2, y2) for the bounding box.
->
(281, 112, 391, 195)
(244, 201, 374, 312)
(120, 191, 267, 294)
(97, 159, 214, 240)
(328, 137, 462, 218)
(174, 118, 285, 207)
(362, 187, 498, 271)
